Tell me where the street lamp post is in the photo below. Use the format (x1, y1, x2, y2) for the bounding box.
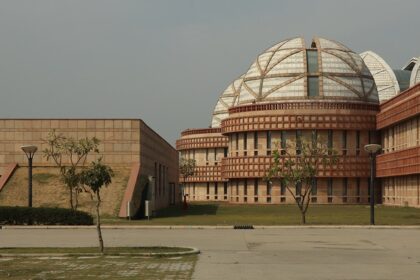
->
(364, 144, 381, 225)
(21, 145, 38, 207)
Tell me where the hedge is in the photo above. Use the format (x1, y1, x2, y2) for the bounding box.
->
(0, 206, 93, 225)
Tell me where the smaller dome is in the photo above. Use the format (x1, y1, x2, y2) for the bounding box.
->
(404, 57, 420, 87)
(360, 51, 400, 102)
(393, 69, 411, 92)
(211, 75, 243, 128)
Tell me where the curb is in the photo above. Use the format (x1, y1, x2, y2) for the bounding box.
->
(0, 247, 200, 257)
(2, 225, 420, 230)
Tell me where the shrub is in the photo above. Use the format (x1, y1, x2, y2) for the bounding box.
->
(0, 206, 93, 225)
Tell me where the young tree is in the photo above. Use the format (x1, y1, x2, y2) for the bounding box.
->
(80, 159, 114, 253)
(179, 157, 196, 209)
(179, 157, 196, 183)
(267, 136, 337, 224)
(43, 130, 100, 210)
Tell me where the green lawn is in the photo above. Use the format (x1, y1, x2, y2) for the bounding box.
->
(103, 203, 420, 225)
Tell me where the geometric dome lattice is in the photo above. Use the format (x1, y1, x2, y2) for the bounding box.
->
(234, 36, 379, 106)
(211, 75, 244, 128)
(360, 51, 400, 102)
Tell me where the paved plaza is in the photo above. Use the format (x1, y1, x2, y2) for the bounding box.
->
(1, 227, 420, 279)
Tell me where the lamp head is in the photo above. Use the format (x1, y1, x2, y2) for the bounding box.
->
(364, 144, 381, 154)
(21, 145, 38, 158)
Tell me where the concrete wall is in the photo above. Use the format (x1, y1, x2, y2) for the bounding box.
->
(0, 119, 179, 215)
(139, 121, 180, 210)
(0, 119, 140, 167)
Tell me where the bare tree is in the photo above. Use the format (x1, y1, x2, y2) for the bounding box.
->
(80, 159, 114, 253)
(179, 157, 196, 208)
(267, 135, 337, 224)
(179, 157, 196, 184)
(43, 130, 100, 210)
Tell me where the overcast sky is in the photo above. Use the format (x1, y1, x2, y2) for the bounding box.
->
(0, 0, 419, 145)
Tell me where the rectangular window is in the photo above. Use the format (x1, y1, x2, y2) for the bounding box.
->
(254, 131, 258, 156)
(328, 130, 333, 155)
(193, 183, 196, 196)
(311, 178, 317, 196)
(267, 181, 272, 203)
(311, 178, 317, 202)
(244, 179, 248, 196)
(214, 148, 217, 161)
(281, 180, 286, 196)
(342, 131, 347, 155)
(236, 133, 239, 150)
(254, 179, 259, 202)
(306, 50, 319, 97)
(328, 130, 333, 148)
(281, 131, 287, 155)
(267, 181, 272, 196)
(224, 148, 228, 157)
(356, 130, 360, 155)
(163, 166, 166, 196)
(296, 130, 302, 155)
(243, 133, 248, 156)
(224, 182, 228, 200)
(206, 148, 209, 161)
(154, 162, 157, 196)
(236, 181, 239, 202)
(254, 132, 258, 150)
(267, 131, 271, 149)
(312, 130, 318, 148)
(206, 182, 210, 200)
(342, 178, 348, 196)
(343, 178, 348, 203)
(215, 182, 218, 200)
(159, 164, 162, 196)
(254, 179, 259, 195)
(307, 77, 320, 97)
(368, 130, 374, 144)
(306, 50, 319, 73)
(327, 178, 333, 203)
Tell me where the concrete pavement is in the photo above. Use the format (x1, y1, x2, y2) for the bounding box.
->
(1, 227, 419, 279)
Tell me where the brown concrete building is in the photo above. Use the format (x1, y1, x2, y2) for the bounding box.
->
(177, 36, 420, 207)
(0, 119, 179, 216)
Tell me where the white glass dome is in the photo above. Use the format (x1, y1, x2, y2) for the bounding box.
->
(234, 36, 379, 106)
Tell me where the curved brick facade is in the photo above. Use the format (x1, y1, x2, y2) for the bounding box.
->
(177, 100, 379, 205)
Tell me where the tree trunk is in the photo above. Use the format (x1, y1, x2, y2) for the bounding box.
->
(69, 186, 74, 210)
(301, 212, 306, 224)
(74, 188, 79, 210)
(95, 192, 104, 254)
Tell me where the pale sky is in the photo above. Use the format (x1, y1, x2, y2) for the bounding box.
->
(0, 0, 419, 145)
